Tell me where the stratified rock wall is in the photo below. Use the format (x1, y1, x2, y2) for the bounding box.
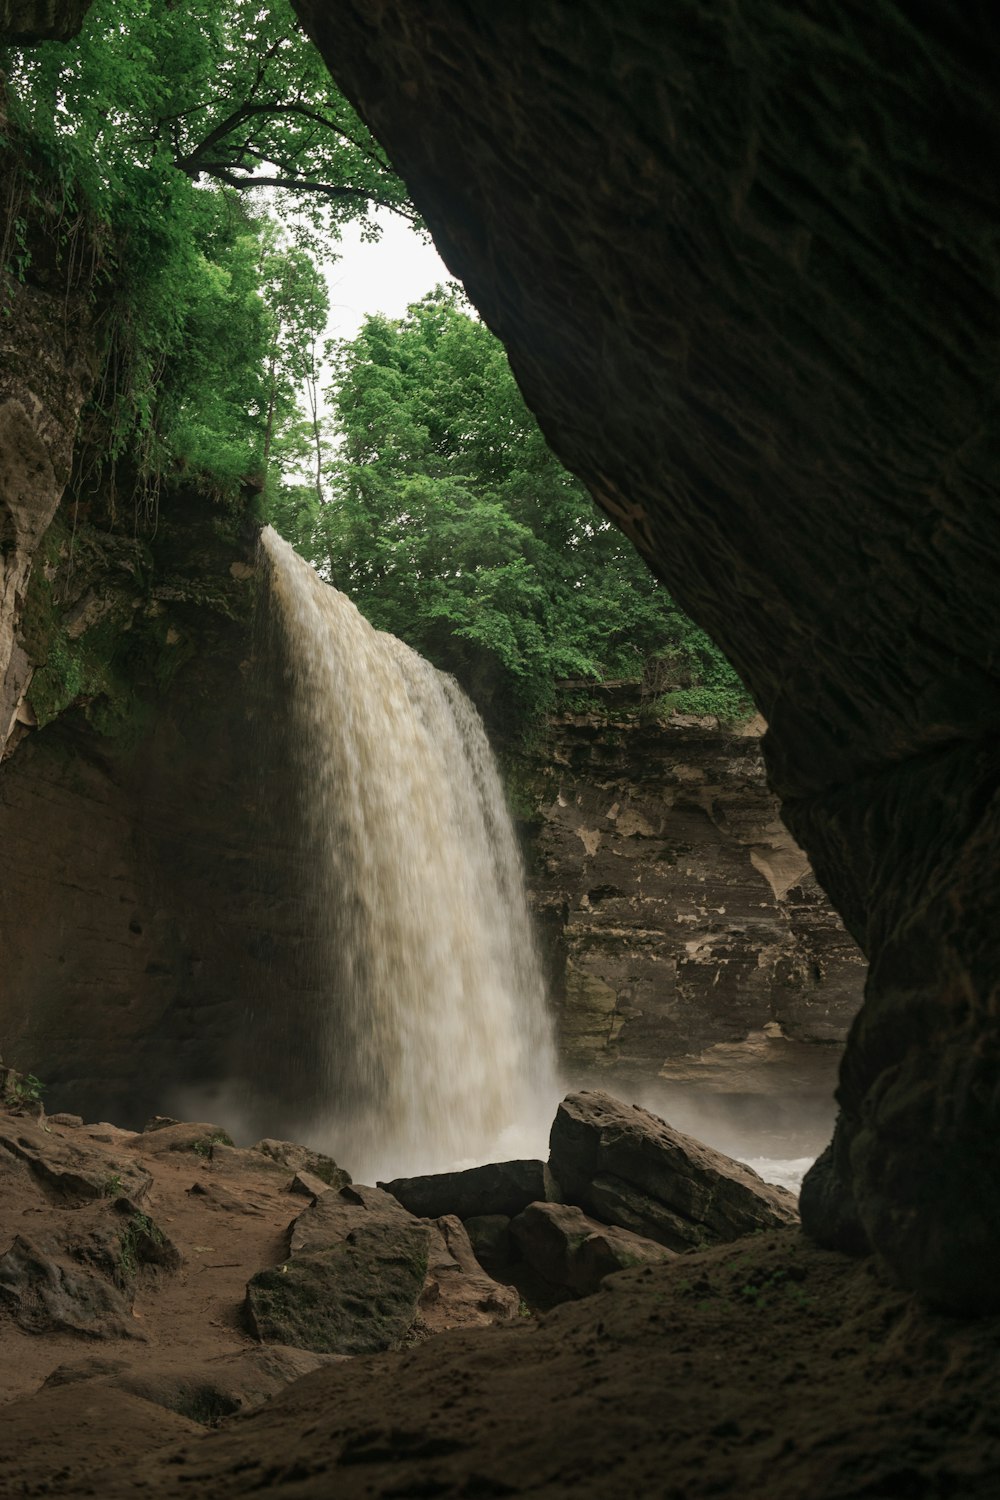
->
(523, 702, 863, 1083)
(0, 503, 338, 1137)
(298, 1, 1000, 1309)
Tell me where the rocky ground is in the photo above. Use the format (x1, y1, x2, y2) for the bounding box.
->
(0, 1083, 997, 1498)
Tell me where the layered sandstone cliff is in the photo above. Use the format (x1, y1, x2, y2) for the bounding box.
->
(522, 696, 862, 1064)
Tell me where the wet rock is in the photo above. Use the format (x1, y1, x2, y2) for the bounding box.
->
(510, 1201, 674, 1299)
(550, 1092, 798, 1252)
(253, 1138, 352, 1190)
(380, 1159, 560, 1221)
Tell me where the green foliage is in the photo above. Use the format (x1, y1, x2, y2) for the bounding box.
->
(8, 1071, 45, 1105)
(1, 0, 410, 507)
(117, 1210, 164, 1283)
(192, 1132, 234, 1157)
(272, 288, 751, 731)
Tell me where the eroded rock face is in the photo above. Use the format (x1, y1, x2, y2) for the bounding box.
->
(519, 698, 863, 1100)
(299, 2, 1000, 1309)
(0, 511, 339, 1136)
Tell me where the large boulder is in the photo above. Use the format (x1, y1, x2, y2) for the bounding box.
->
(244, 1224, 430, 1356)
(246, 1181, 430, 1354)
(510, 1200, 673, 1299)
(247, 1182, 519, 1354)
(549, 1092, 798, 1251)
(0, 1198, 176, 1339)
(380, 1159, 559, 1221)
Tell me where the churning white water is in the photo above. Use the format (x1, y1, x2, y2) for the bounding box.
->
(260, 527, 559, 1183)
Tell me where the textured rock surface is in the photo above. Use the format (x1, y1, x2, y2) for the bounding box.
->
(0, 129, 104, 754)
(67, 1230, 1000, 1500)
(299, 2, 1000, 1308)
(253, 1139, 352, 1191)
(248, 1182, 518, 1352)
(0, 1, 92, 39)
(245, 1226, 429, 1356)
(520, 695, 863, 1080)
(417, 1214, 520, 1334)
(550, 1092, 798, 1252)
(509, 1200, 673, 1299)
(1, 1119, 152, 1204)
(381, 1159, 560, 1222)
(0, 493, 344, 1136)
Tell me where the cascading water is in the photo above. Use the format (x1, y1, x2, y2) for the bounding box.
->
(259, 527, 559, 1183)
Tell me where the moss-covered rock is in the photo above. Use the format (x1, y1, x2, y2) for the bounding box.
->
(245, 1222, 430, 1356)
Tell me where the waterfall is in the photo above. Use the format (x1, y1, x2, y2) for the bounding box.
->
(259, 527, 558, 1183)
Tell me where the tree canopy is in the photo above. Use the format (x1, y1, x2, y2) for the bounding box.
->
(2, 8, 750, 735)
(1, 0, 408, 499)
(269, 289, 752, 729)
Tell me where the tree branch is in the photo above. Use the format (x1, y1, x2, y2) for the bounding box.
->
(196, 163, 420, 223)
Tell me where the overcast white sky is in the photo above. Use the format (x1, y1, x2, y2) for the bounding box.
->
(321, 210, 453, 344)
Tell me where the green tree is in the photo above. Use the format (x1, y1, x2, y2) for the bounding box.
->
(274, 288, 752, 729)
(1, 0, 411, 505)
(3, 0, 412, 238)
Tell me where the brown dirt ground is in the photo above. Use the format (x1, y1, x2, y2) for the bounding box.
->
(2, 1107, 1000, 1499)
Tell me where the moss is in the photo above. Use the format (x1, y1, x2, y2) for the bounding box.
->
(497, 749, 549, 824)
(116, 1211, 164, 1285)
